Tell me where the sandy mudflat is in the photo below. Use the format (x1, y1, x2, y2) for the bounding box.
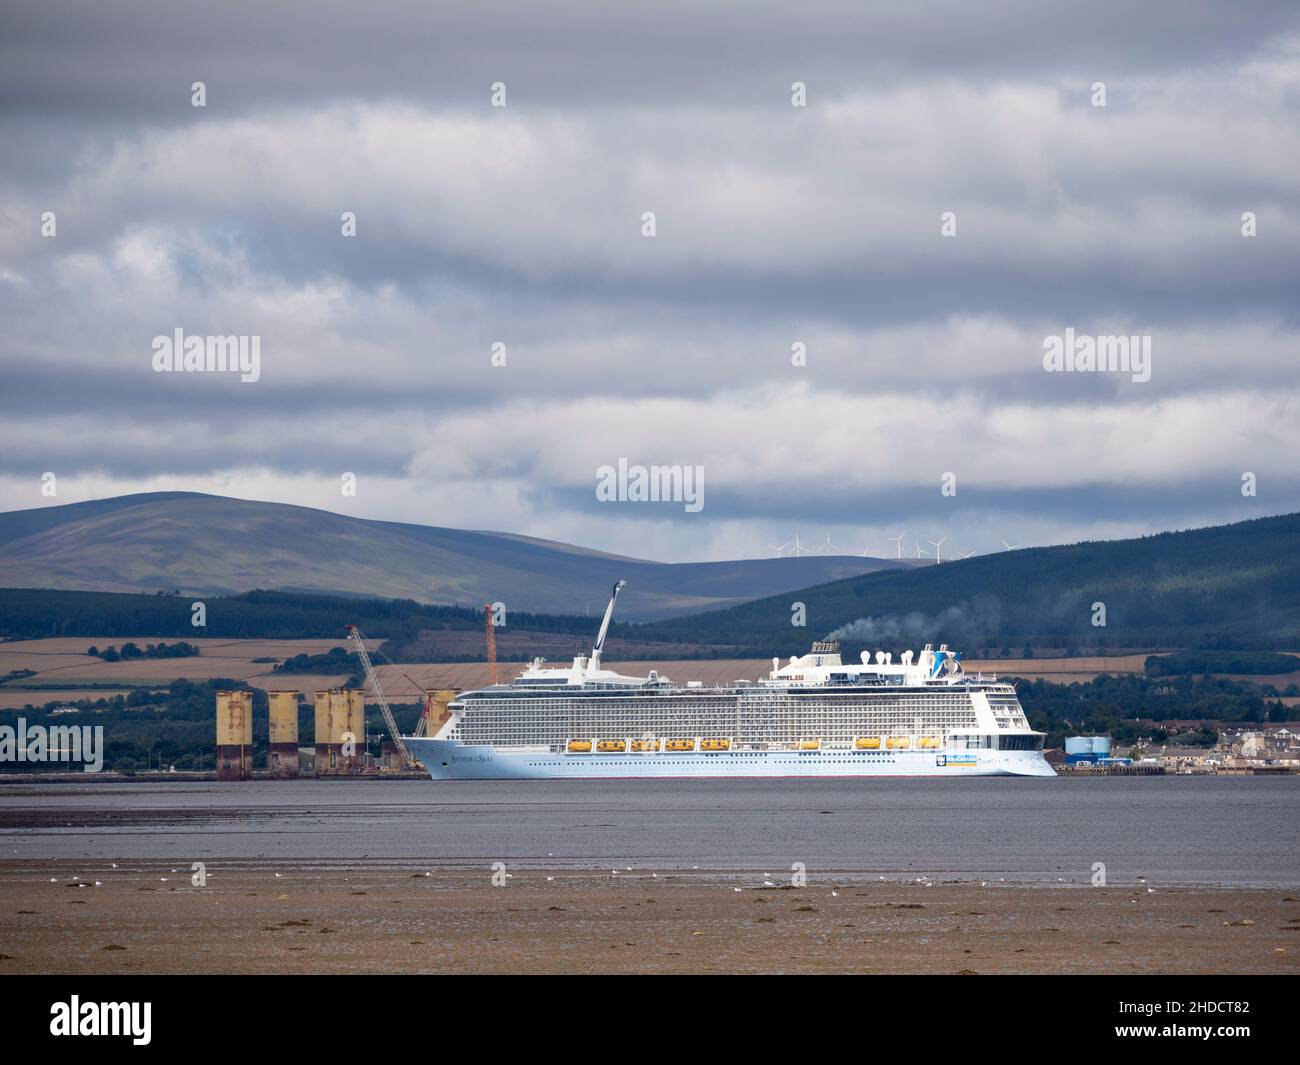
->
(1, 862, 1297, 974)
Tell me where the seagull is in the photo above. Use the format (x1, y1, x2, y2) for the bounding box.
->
(831, 889, 839, 897)
(546, 876, 554, 882)
(733, 887, 742, 892)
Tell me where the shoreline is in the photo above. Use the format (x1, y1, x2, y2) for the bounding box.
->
(2, 862, 1297, 974)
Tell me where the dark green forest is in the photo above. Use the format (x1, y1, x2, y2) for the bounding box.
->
(0, 587, 608, 643)
(1011, 673, 1293, 749)
(1143, 651, 1299, 676)
(272, 647, 362, 675)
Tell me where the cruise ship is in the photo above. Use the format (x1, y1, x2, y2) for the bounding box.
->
(405, 581, 1054, 779)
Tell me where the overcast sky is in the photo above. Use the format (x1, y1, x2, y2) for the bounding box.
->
(2, 1, 1297, 562)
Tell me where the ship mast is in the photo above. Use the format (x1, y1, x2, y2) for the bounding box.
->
(588, 579, 626, 672)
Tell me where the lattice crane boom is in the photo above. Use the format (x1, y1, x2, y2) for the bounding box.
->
(345, 624, 410, 763)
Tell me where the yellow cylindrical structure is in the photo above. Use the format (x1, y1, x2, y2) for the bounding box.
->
(268, 691, 298, 745)
(215, 690, 253, 746)
(215, 689, 252, 780)
(329, 689, 352, 745)
(268, 690, 300, 777)
(342, 688, 365, 771)
(314, 690, 341, 774)
(315, 689, 362, 773)
(346, 689, 366, 748)
(313, 691, 332, 745)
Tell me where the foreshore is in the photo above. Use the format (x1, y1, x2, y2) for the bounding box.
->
(1, 862, 1296, 975)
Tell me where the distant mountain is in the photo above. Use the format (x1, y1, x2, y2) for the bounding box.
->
(0, 493, 905, 621)
(631, 513, 1300, 652)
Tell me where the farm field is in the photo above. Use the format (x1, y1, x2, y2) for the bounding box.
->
(2, 640, 1295, 712)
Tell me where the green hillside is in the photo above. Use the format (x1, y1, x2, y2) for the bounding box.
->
(0, 493, 901, 621)
(629, 513, 1300, 654)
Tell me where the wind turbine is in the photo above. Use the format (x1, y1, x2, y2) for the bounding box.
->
(1001, 539, 1021, 551)
(888, 531, 905, 559)
(913, 539, 927, 559)
(769, 540, 791, 558)
(928, 536, 947, 564)
(790, 534, 808, 557)
(821, 530, 839, 554)
(958, 549, 975, 560)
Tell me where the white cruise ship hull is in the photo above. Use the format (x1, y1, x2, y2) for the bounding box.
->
(405, 738, 1056, 780)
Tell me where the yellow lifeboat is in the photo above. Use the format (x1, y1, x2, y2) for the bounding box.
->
(664, 738, 696, 752)
(566, 739, 593, 753)
(630, 738, 660, 753)
(700, 738, 731, 751)
(917, 737, 940, 749)
(798, 739, 821, 750)
(885, 736, 911, 750)
(854, 737, 881, 750)
(597, 739, 627, 753)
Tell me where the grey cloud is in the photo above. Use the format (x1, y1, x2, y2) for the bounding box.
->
(2, 2, 1298, 561)
(3, 2, 1296, 119)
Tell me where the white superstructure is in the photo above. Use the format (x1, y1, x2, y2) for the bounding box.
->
(405, 581, 1054, 780)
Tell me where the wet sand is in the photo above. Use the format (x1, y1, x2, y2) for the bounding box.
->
(1, 861, 1297, 974)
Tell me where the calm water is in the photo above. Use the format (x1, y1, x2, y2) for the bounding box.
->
(1, 777, 1297, 886)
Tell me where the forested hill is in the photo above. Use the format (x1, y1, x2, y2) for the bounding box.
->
(627, 513, 1300, 655)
